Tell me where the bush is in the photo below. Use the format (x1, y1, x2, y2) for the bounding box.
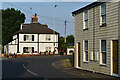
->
(68, 46, 74, 48)
(9, 53, 13, 56)
(69, 50, 73, 53)
(61, 58, 70, 62)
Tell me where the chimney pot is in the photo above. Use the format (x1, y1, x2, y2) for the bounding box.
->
(33, 15, 35, 18)
(35, 13, 37, 18)
(31, 13, 38, 23)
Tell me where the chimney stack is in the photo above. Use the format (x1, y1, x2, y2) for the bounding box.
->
(31, 13, 38, 23)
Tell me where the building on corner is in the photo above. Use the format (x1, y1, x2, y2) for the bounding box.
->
(4, 13, 59, 55)
(72, 2, 120, 76)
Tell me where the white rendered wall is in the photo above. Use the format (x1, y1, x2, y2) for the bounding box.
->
(8, 45, 17, 54)
(19, 34, 58, 42)
(9, 34, 59, 54)
(19, 43, 38, 54)
(39, 43, 58, 52)
(11, 40, 16, 44)
(67, 48, 74, 55)
(39, 34, 58, 42)
(19, 34, 38, 42)
(13, 34, 17, 40)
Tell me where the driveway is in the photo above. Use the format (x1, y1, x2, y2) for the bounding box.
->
(2, 55, 80, 79)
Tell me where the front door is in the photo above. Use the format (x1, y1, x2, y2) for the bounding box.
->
(113, 40, 118, 74)
(78, 43, 81, 67)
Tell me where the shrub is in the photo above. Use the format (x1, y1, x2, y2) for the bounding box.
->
(69, 50, 73, 53)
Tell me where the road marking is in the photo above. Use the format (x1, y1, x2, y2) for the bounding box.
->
(22, 64, 38, 76)
(27, 69, 38, 76)
(23, 64, 26, 69)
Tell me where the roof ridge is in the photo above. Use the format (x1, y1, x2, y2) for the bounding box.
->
(13, 22, 59, 35)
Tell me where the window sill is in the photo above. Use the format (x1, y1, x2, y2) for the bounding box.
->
(100, 23, 106, 27)
(100, 64, 107, 67)
(83, 61, 88, 63)
(83, 28, 88, 31)
(24, 40, 33, 42)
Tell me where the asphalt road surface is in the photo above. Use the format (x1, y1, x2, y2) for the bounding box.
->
(2, 55, 80, 79)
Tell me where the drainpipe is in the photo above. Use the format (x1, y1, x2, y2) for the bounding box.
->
(93, 7, 95, 73)
(118, 1, 120, 76)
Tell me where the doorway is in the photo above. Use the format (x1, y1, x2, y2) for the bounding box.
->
(78, 42, 81, 67)
(113, 40, 118, 74)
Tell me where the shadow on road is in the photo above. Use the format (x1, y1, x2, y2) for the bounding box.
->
(2, 59, 44, 79)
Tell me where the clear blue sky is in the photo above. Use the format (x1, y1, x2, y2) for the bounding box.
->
(2, 2, 93, 36)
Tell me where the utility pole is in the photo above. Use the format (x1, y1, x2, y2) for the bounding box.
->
(64, 20, 67, 43)
(53, 5, 57, 55)
(30, 8, 32, 17)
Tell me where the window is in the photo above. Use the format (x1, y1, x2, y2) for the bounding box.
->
(32, 47, 34, 53)
(23, 47, 28, 53)
(83, 10, 88, 29)
(24, 35, 26, 41)
(24, 35, 34, 41)
(46, 47, 51, 52)
(26, 35, 29, 40)
(83, 40, 88, 62)
(32, 35, 34, 41)
(100, 3, 106, 26)
(100, 40, 106, 64)
(23, 47, 34, 53)
(46, 35, 51, 41)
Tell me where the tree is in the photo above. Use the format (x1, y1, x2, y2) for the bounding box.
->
(0, 10, 2, 44)
(2, 8, 26, 45)
(58, 35, 74, 55)
(66, 35, 74, 44)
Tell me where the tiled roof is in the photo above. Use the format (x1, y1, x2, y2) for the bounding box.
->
(72, 2, 104, 15)
(14, 23, 59, 35)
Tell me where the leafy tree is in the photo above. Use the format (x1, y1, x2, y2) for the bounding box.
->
(66, 35, 74, 44)
(0, 10, 2, 44)
(59, 35, 74, 55)
(58, 36, 64, 48)
(2, 8, 26, 45)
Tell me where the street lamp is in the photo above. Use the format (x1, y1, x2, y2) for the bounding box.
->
(53, 5, 57, 55)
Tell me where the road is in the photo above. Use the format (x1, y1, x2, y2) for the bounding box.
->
(2, 55, 80, 79)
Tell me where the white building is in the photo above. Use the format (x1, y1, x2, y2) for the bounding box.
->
(4, 14, 59, 55)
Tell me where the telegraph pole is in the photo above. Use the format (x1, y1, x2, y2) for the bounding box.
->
(64, 20, 67, 43)
(30, 8, 32, 17)
(53, 5, 57, 55)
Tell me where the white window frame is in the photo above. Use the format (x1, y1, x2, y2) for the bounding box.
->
(100, 3, 106, 26)
(26, 35, 29, 40)
(46, 35, 51, 41)
(100, 39, 107, 65)
(83, 10, 89, 29)
(24, 35, 33, 41)
(83, 40, 88, 62)
(46, 47, 51, 52)
(23, 47, 34, 53)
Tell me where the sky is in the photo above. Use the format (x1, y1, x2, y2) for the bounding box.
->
(2, 1, 94, 36)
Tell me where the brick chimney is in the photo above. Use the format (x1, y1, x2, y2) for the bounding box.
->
(31, 13, 38, 23)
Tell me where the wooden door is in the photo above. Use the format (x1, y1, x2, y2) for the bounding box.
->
(78, 43, 81, 67)
(113, 40, 118, 74)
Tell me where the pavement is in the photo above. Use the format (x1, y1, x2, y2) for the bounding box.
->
(52, 60, 117, 78)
